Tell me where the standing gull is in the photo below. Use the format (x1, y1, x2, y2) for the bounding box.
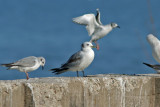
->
(143, 34, 160, 73)
(72, 8, 120, 50)
(1, 56, 45, 80)
(49, 42, 95, 77)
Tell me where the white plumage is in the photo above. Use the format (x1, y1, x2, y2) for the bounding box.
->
(143, 34, 160, 73)
(50, 42, 95, 77)
(73, 9, 120, 50)
(1, 56, 45, 80)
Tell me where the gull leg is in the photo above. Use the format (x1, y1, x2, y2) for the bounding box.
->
(76, 71, 79, 77)
(94, 41, 100, 50)
(82, 71, 85, 77)
(25, 72, 29, 80)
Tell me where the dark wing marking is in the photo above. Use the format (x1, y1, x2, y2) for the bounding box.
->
(143, 62, 160, 70)
(96, 8, 102, 25)
(62, 51, 82, 68)
(2, 56, 36, 67)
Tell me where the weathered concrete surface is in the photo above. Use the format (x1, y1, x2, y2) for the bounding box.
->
(0, 74, 160, 107)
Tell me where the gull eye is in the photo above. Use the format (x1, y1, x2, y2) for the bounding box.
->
(87, 44, 89, 46)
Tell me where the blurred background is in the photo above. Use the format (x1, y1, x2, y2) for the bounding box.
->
(0, 0, 159, 80)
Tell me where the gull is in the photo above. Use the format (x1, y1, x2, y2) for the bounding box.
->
(143, 34, 160, 73)
(49, 42, 96, 77)
(72, 8, 120, 50)
(1, 56, 45, 80)
(143, 63, 160, 74)
(147, 34, 160, 63)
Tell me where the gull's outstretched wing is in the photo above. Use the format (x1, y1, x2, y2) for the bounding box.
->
(96, 8, 102, 25)
(73, 14, 99, 36)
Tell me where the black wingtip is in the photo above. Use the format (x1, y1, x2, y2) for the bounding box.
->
(49, 68, 59, 71)
(1, 63, 14, 67)
(0, 64, 11, 70)
(143, 62, 153, 68)
(49, 68, 61, 74)
(143, 62, 147, 65)
(51, 70, 62, 75)
(51, 68, 69, 74)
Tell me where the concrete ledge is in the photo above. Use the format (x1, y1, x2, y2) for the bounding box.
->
(0, 74, 160, 107)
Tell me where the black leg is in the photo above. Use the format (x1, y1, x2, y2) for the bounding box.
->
(76, 71, 79, 77)
(82, 71, 85, 77)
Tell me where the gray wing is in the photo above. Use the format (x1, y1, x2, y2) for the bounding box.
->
(62, 51, 82, 68)
(73, 14, 99, 36)
(12, 56, 37, 67)
(96, 8, 102, 25)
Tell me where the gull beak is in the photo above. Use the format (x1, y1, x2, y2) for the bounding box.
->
(91, 45, 97, 48)
(117, 26, 120, 28)
(42, 66, 44, 70)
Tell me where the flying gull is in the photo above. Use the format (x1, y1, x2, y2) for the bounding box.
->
(73, 8, 120, 50)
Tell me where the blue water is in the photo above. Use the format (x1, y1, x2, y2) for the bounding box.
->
(0, 0, 160, 80)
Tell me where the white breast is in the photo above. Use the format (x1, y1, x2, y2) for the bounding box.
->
(91, 25, 112, 41)
(78, 49, 95, 71)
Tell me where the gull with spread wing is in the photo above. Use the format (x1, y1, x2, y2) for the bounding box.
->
(73, 9, 120, 50)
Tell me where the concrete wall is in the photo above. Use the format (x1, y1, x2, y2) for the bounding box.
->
(0, 74, 159, 107)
